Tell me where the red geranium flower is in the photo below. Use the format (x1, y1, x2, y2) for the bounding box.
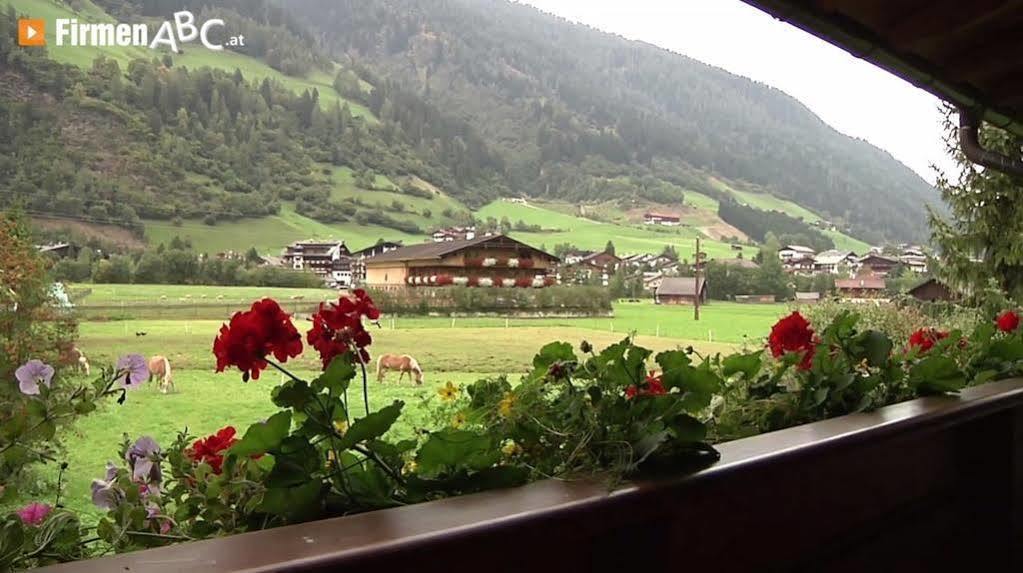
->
(997, 310, 1020, 333)
(213, 299, 303, 380)
(768, 312, 816, 370)
(908, 328, 949, 353)
(187, 426, 239, 475)
(307, 290, 380, 369)
(626, 372, 667, 399)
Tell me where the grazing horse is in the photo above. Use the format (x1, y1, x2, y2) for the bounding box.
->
(148, 355, 174, 394)
(57, 345, 90, 376)
(376, 354, 424, 385)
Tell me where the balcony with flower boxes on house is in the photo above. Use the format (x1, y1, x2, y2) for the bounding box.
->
(363, 234, 559, 289)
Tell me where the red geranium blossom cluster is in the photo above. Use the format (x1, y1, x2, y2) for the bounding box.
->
(625, 372, 667, 399)
(213, 299, 303, 380)
(908, 328, 949, 353)
(997, 310, 1020, 333)
(768, 311, 817, 370)
(187, 426, 239, 475)
(307, 289, 381, 369)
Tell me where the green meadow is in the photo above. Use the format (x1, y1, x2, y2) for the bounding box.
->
(476, 200, 753, 259)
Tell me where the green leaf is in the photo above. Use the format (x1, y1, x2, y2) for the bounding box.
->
(257, 480, 323, 521)
(721, 350, 763, 379)
(855, 330, 893, 367)
(631, 429, 670, 468)
(530, 341, 577, 378)
(416, 429, 496, 476)
(312, 355, 356, 394)
(909, 356, 966, 394)
(271, 379, 314, 410)
(266, 436, 319, 488)
(0, 518, 26, 571)
(989, 338, 1023, 362)
(229, 411, 292, 458)
(338, 401, 403, 449)
(667, 414, 706, 443)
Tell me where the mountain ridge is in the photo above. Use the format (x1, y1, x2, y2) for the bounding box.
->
(289, 0, 937, 244)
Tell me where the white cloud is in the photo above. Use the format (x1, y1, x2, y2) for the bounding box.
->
(518, 0, 953, 184)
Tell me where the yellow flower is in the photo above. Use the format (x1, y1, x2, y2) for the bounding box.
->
(438, 381, 459, 402)
(451, 412, 467, 429)
(402, 460, 418, 475)
(498, 393, 516, 417)
(334, 420, 349, 435)
(501, 439, 522, 457)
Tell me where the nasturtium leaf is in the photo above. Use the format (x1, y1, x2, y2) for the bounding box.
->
(630, 429, 670, 468)
(338, 401, 403, 449)
(229, 411, 292, 458)
(312, 355, 356, 394)
(909, 356, 966, 394)
(0, 518, 26, 571)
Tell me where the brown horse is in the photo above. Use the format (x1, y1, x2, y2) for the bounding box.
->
(376, 354, 423, 385)
(57, 345, 90, 376)
(148, 355, 174, 394)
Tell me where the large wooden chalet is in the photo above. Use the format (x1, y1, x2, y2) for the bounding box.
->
(364, 234, 558, 287)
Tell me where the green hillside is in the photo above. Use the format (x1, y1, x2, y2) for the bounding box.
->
(710, 178, 872, 253)
(324, 166, 468, 227)
(476, 200, 752, 259)
(144, 204, 426, 253)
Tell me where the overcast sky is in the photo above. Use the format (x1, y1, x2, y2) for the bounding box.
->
(518, 0, 953, 185)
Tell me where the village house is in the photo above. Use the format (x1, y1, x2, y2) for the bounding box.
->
(643, 272, 666, 292)
(655, 277, 708, 305)
(813, 250, 858, 274)
(778, 245, 816, 261)
(431, 226, 479, 242)
(857, 254, 901, 277)
(782, 255, 815, 275)
(560, 251, 622, 286)
(364, 234, 558, 288)
(643, 212, 681, 226)
(899, 247, 929, 274)
(835, 276, 887, 299)
(349, 241, 403, 285)
(282, 240, 354, 288)
(907, 278, 956, 302)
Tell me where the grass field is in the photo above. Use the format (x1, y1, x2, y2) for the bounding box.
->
(73, 283, 336, 304)
(10, 279, 793, 520)
(476, 200, 752, 259)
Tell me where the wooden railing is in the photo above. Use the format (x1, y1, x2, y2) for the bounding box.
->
(38, 379, 1023, 572)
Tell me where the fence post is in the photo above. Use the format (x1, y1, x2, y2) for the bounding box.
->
(709, 330, 713, 342)
(656, 324, 660, 337)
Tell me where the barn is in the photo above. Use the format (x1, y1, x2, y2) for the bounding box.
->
(655, 277, 708, 305)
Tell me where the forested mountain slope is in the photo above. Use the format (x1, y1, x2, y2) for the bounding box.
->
(289, 0, 938, 244)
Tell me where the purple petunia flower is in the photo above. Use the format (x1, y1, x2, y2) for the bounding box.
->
(16, 502, 52, 526)
(91, 462, 124, 510)
(116, 354, 150, 389)
(125, 436, 162, 489)
(15, 360, 54, 396)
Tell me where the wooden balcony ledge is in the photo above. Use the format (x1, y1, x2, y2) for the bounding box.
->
(39, 378, 1023, 573)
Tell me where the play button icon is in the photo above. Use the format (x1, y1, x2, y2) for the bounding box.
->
(18, 19, 46, 46)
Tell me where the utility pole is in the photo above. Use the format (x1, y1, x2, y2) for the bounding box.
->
(694, 237, 701, 321)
